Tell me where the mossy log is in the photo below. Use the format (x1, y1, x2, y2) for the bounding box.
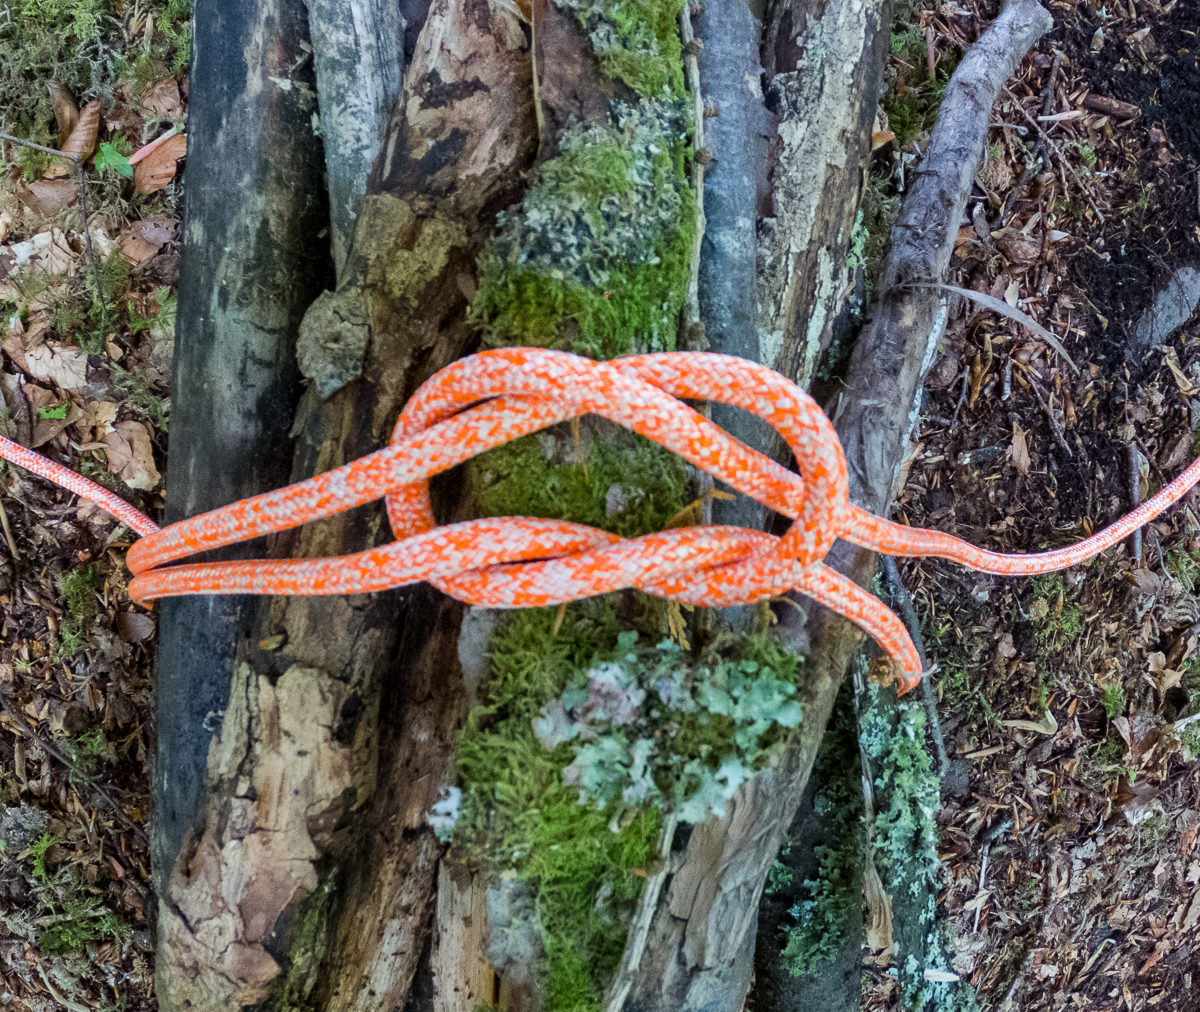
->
(155, 1, 535, 1008)
(152, 0, 1036, 1008)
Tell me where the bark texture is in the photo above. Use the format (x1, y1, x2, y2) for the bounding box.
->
(153, 0, 331, 975)
(306, 0, 407, 278)
(695, 0, 771, 534)
(155, 3, 537, 1008)
(622, 3, 1051, 1009)
(758, 0, 890, 393)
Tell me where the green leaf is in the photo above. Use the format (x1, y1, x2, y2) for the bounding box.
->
(95, 141, 133, 178)
(37, 404, 68, 420)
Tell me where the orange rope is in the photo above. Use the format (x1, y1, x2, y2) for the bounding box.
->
(1, 348, 1191, 695)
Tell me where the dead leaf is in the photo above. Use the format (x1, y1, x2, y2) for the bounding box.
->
(1128, 567, 1162, 597)
(1001, 710, 1058, 735)
(14, 179, 78, 218)
(0, 210, 10, 242)
(1147, 651, 1184, 694)
(1116, 776, 1162, 826)
(1010, 422, 1031, 476)
(134, 132, 187, 194)
(998, 632, 1017, 659)
(140, 78, 184, 118)
(1004, 279, 1020, 308)
(25, 343, 87, 390)
(118, 215, 174, 265)
(44, 99, 100, 179)
(996, 229, 1041, 266)
(1165, 351, 1197, 396)
(863, 856, 893, 957)
(104, 420, 160, 490)
(116, 611, 156, 643)
(46, 80, 78, 148)
(79, 401, 118, 443)
(22, 383, 81, 448)
(9, 228, 75, 277)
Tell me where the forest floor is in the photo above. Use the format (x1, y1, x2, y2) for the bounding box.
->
(865, 0, 1200, 1009)
(0, 0, 1197, 1011)
(0, 2, 187, 1009)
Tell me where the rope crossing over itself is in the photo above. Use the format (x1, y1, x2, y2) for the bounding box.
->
(4, 347, 1198, 696)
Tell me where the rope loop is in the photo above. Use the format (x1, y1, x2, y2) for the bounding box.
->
(6, 347, 1200, 697)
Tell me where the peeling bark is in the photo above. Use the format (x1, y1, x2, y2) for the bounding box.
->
(156, 3, 537, 1008)
(758, 0, 890, 393)
(622, 4, 1051, 1009)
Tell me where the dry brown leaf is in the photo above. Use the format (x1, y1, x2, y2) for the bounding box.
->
(0, 211, 11, 242)
(44, 99, 100, 179)
(22, 383, 81, 448)
(46, 80, 79, 148)
(118, 216, 174, 264)
(1001, 710, 1057, 735)
(14, 179, 78, 218)
(104, 420, 160, 490)
(140, 78, 184, 118)
(25, 343, 87, 390)
(996, 229, 1042, 266)
(1010, 421, 1031, 476)
(8, 228, 75, 277)
(116, 611, 156, 643)
(79, 401, 118, 443)
(863, 856, 894, 957)
(134, 132, 187, 194)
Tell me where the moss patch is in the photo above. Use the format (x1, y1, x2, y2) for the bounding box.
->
(555, 0, 686, 97)
(472, 428, 689, 538)
(779, 687, 864, 977)
(472, 100, 696, 358)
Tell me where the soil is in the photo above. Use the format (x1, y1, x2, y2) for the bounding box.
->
(864, 0, 1200, 1008)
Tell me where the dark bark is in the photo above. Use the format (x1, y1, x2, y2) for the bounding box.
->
(153, 0, 331, 927)
(696, 0, 771, 535)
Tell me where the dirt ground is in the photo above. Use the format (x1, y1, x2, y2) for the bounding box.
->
(869, 0, 1200, 1008)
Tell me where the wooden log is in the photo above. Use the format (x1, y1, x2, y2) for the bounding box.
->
(758, 0, 891, 395)
(622, 3, 1052, 1009)
(306, 0, 407, 278)
(154, 3, 538, 1008)
(152, 0, 330, 984)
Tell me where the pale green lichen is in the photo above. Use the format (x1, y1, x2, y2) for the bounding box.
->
(535, 632, 804, 823)
(472, 99, 696, 358)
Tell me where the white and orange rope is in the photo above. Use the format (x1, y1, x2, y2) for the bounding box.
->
(2, 348, 1190, 695)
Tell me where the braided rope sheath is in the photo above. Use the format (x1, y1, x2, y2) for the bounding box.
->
(4, 348, 1197, 695)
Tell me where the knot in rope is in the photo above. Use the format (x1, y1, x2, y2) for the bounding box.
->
(7, 347, 1200, 698)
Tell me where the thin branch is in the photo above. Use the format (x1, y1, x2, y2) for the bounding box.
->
(0, 689, 148, 844)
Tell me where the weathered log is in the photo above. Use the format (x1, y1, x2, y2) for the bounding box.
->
(758, 0, 891, 395)
(154, 3, 537, 1008)
(306, 0, 407, 278)
(153, 0, 331, 985)
(622, 3, 1051, 1008)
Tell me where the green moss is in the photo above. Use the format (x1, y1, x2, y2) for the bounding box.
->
(55, 565, 99, 659)
(472, 100, 696, 358)
(28, 832, 59, 879)
(780, 688, 864, 977)
(1029, 574, 1083, 649)
(271, 872, 335, 1009)
(472, 429, 689, 539)
(454, 602, 657, 1011)
(555, 0, 686, 96)
(1100, 682, 1124, 719)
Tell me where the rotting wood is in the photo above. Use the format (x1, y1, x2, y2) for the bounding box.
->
(153, 0, 332, 998)
(155, 3, 538, 1008)
(622, 3, 1052, 1008)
